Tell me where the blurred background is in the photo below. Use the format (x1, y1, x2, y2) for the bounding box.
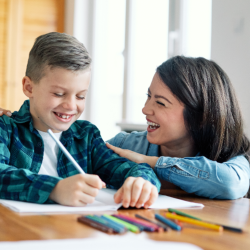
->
(0, 0, 249, 141)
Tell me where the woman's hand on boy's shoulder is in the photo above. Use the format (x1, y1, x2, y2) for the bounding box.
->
(0, 108, 12, 117)
(114, 177, 158, 209)
(106, 142, 146, 164)
(106, 142, 158, 168)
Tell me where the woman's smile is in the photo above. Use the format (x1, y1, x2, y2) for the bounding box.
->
(146, 119, 160, 132)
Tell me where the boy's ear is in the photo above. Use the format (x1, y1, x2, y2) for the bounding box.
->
(22, 76, 34, 98)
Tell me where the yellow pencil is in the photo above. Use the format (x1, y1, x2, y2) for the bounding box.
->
(165, 212, 223, 232)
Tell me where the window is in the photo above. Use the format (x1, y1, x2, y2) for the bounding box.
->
(71, 0, 212, 141)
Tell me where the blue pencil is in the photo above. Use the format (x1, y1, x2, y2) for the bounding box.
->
(155, 214, 182, 231)
(99, 215, 128, 232)
(86, 215, 125, 234)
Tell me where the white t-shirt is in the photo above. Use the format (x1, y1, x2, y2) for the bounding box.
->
(37, 130, 62, 177)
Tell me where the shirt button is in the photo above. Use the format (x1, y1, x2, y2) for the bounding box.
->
(37, 142, 42, 147)
(163, 163, 167, 166)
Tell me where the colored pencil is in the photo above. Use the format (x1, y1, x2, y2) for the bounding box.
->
(100, 215, 128, 232)
(117, 214, 163, 232)
(135, 214, 168, 231)
(113, 214, 156, 232)
(77, 216, 114, 234)
(168, 208, 242, 233)
(168, 208, 200, 220)
(86, 215, 125, 234)
(102, 214, 140, 233)
(155, 214, 182, 231)
(165, 212, 223, 232)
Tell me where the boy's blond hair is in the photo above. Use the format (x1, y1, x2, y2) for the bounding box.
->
(26, 32, 91, 83)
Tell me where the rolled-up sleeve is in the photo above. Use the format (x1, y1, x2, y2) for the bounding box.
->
(154, 155, 250, 199)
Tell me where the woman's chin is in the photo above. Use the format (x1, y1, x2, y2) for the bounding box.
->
(146, 134, 161, 145)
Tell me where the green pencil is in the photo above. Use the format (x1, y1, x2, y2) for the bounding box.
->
(103, 214, 140, 233)
(168, 208, 201, 220)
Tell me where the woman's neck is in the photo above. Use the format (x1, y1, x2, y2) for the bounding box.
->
(159, 142, 197, 158)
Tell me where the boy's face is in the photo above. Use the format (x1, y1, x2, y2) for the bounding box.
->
(23, 67, 91, 133)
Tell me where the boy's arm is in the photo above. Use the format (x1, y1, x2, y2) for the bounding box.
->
(90, 127, 161, 207)
(91, 130, 160, 190)
(0, 121, 62, 204)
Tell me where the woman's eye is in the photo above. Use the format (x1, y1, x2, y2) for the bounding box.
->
(146, 93, 151, 98)
(54, 93, 64, 97)
(156, 101, 165, 106)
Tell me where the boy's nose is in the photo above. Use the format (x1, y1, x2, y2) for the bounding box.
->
(63, 97, 77, 111)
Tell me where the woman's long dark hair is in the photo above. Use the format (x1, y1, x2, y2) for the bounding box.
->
(157, 56, 250, 163)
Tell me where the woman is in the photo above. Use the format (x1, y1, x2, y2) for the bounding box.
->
(106, 56, 250, 199)
(1, 56, 250, 199)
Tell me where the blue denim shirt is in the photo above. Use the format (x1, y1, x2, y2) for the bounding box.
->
(108, 131, 250, 199)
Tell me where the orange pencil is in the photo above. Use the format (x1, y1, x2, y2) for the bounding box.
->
(165, 212, 223, 232)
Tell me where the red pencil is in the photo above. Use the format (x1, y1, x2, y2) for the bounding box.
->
(116, 214, 162, 232)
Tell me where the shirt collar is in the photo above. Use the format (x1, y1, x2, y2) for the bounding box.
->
(12, 100, 32, 124)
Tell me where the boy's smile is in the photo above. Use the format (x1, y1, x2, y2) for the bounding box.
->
(23, 67, 91, 133)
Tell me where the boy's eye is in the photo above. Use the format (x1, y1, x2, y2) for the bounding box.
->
(146, 93, 151, 98)
(77, 96, 85, 100)
(54, 93, 64, 97)
(156, 101, 165, 106)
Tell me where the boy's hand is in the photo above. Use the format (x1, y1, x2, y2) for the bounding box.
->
(0, 108, 12, 117)
(49, 174, 106, 206)
(114, 177, 158, 209)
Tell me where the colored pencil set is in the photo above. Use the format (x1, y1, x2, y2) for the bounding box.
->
(78, 213, 167, 234)
(77, 208, 243, 234)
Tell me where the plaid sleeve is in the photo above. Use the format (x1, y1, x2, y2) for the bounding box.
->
(90, 126, 161, 191)
(0, 120, 62, 204)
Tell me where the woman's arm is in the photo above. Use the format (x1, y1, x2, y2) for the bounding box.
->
(107, 134, 250, 200)
(154, 155, 250, 200)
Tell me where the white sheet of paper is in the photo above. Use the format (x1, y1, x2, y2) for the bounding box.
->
(149, 194, 204, 209)
(0, 233, 203, 250)
(0, 188, 203, 214)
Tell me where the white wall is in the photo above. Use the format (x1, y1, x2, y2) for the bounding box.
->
(211, 0, 250, 137)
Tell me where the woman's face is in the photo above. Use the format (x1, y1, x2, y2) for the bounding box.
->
(142, 73, 192, 149)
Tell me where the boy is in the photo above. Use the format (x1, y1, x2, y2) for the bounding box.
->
(0, 32, 160, 208)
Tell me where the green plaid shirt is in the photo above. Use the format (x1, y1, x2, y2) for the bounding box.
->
(0, 100, 160, 204)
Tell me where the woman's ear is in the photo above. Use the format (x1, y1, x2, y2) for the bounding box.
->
(22, 76, 34, 98)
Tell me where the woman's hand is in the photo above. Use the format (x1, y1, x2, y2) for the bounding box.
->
(106, 142, 145, 163)
(106, 142, 158, 168)
(0, 108, 12, 117)
(114, 177, 158, 208)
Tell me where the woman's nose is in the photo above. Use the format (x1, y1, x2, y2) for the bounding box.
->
(142, 101, 153, 116)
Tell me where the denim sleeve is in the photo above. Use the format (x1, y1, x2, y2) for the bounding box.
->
(154, 155, 250, 199)
(91, 129, 161, 191)
(106, 132, 128, 147)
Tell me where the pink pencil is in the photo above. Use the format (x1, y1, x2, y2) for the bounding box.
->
(116, 214, 162, 232)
